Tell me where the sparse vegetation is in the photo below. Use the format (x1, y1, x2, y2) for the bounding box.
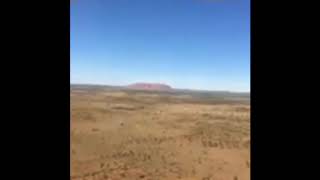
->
(71, 85, 250, 180)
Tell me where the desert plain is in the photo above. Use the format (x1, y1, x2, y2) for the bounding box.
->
(71, 85, 250, 180)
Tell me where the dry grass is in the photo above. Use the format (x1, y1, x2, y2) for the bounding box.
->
(71, 88, 250, 180)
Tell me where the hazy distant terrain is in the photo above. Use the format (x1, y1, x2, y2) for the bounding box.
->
(127, 83, 173, 91)
(71, 84, 250, 103)
(71, 84, 250, 180)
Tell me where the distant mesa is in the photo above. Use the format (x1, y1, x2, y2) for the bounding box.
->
(127, 83, 172, 91)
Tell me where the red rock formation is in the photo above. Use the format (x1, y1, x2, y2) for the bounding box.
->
(127, 83, 172, 91)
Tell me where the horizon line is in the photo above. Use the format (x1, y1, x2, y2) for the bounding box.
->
(70, 82, 250, 93)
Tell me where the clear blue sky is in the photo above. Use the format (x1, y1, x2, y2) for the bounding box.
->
(71, 0, 250, 92)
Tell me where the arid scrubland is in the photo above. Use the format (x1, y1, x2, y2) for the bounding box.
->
(71, 86, 250, 180)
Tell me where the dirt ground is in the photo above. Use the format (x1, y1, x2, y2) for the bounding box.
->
(71, 88, 250, 180)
